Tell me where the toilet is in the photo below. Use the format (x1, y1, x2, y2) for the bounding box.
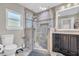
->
(0, 44, 3, 53)
(1, 34, 17, 56)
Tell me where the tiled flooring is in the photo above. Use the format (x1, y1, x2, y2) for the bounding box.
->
(28, 49, 50, 56)
(16, 48, 50, 56)
(16, 42, 64, 56)
(0, 43, 64, 56)
(0, 49, 64, 56)
(28, 49, 64, 56)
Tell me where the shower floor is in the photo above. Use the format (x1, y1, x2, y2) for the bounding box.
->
(28, 49, 50, 56)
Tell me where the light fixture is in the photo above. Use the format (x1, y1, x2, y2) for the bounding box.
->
(39, 7, 47, 10)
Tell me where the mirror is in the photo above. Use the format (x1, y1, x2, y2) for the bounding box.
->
(56, 5, 79, 31)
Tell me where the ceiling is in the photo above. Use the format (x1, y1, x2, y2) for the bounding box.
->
(20, 3, 61, 13)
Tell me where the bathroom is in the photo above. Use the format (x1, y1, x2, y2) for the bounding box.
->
(0, 3, 79, 56)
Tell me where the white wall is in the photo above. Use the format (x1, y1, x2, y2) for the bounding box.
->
(0, 3, 25, 48)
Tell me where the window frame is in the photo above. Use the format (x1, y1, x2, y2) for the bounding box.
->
(6, 8, 23, 30)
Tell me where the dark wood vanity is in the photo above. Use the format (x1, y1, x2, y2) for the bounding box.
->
(52, 32, 79, 56)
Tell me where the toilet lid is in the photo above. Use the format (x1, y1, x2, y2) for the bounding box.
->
(4, 44, 17, 50)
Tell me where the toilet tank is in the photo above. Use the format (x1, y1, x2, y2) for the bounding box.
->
(1, 34, 14, 45)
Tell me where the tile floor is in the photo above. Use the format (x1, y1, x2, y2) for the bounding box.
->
(28, 49, 50, 56)
(16, 48, 64, 56)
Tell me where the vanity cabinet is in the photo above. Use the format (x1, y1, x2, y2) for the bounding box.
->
(53, 34, 61, 52)
(53, 33, 79, 56)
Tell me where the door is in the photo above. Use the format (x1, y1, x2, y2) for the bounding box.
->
(38, 23, 49, 49)
(70, 36, 77, 55)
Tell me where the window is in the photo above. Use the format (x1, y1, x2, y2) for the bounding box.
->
(6, 9, 22, 30)
(26, 18, 32, 28)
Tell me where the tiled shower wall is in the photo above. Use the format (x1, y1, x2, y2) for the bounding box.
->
(24, 9, 34, 50)
(33, 8, 55, 49)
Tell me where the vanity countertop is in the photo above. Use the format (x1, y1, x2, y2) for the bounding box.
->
(53, 32, 79, 35)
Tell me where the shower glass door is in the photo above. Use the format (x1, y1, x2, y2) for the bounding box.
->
(38, 23, 49, 49)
